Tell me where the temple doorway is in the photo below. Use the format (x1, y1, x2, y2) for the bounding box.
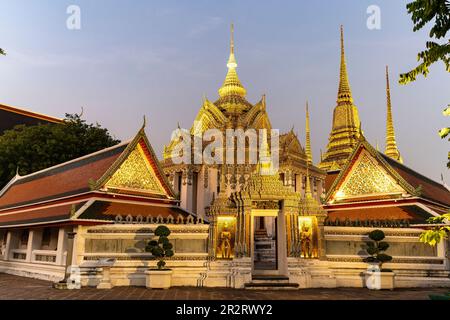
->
(253, 216, 278, 270)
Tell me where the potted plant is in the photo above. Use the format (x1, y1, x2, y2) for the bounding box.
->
(145, 225, 174, 289)
(363, 229, 395, 290)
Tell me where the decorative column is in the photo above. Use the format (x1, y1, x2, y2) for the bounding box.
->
(180, 168, 193, 212)
(54, 230, 77, 289)
(317, 215, 327, 260)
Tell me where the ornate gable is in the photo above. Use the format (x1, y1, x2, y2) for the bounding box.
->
(327, 141, 415, 203)
(104, 143, 166, 196)
(95, 126, 176, 199)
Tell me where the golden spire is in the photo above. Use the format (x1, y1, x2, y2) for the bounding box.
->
(305, 101, 313, 164)
(218, 24, 247, 98)
(319, 25, 361, 172)
(384, 65, 403, 163)
(337, 25, 353, 105)
(305, 164, 313, 199)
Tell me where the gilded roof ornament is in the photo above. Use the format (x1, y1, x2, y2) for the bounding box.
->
(218, 24, 247, 99)
(384, 66, 403, 163)
(305, 101, 313, 164)
(337, 25, 353, 105)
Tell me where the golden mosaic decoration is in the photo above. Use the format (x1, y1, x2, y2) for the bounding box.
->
(105, 145, 165, 195)
(336, 151, 404, 198)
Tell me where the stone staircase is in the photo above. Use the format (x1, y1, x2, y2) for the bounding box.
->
(254, 229, 277, 270)
(244, 275, 299, 290)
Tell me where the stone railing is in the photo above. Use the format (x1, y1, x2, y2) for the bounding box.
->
(32, 250, 57, 264)
(10, 249, 27, 261)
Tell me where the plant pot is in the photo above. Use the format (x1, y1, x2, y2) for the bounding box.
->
(365, 270, 395, 290)
(145, 269, 173, 289)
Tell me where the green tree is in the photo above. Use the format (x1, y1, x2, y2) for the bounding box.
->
(0, 48, 5, 56)
(399, 2, 450, 247)
(419, 213, 450, 245)
(399, 0, 449, 84)
(0, 113, 120, 188)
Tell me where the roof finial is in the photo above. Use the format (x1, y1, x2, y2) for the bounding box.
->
(305, 101, 313, 164)
(16, 166, 20, 177)
(230, 23, 234, 55)
(142, 115, 147, 129)
(337, 25, 353, 104)
(384, 65, 403, 163)
(227, 23, 237, 69)
(218, 23, 246, 98)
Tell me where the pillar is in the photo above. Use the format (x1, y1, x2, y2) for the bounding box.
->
(26, 229, 43, 263)
(56, 228, 68, 266)
(180, 169, 193, 212)
(7, 231, 19, 260)
(3, 231, 12, 261)
(317, 216, 327, 260)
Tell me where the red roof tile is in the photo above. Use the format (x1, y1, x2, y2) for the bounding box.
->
(326, 205, 430, 223)
(79, 201, 193, 220)
(0, 143, 127, 209)
(0, 202, 83, 228)
(382, 154, 450, 207)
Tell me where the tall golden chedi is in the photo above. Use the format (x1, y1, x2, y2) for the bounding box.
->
(384, 65, 403, 163)
(319, 26, 361, 171)
(162, 25, 325, 218)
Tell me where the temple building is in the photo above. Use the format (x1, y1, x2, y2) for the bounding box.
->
(0, 125, 209, 286)
(0, 25, 448, 289)
(161, 25, 326, 219)
(0, 103, 62, 135)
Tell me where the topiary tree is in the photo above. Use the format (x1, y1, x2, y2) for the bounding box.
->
(145, 225, 174, 270)
(364, 229, 393, 271)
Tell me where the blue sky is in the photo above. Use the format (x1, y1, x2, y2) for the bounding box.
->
(0, 0, 449, 182)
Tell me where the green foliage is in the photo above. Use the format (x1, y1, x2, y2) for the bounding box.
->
(145, 225, 174, 270)
(0, 48, 5, 56)
(155, 225, 171, 237)
(419, 213, 450, 246)
(0, 113, 120, 188)
(399, 0, 450, 84)
(439, 106, 450, 168)
(364, 229, 393, 270)
(368, 229, 386, 242)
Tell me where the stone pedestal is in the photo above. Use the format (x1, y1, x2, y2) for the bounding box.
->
(97, 267, 113, 289)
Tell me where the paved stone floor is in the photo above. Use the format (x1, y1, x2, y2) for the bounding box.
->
(0, 273, 448, 300)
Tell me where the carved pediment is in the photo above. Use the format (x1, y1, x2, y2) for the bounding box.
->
(105, 144, 166, 196)
(332, 150, 405, 201)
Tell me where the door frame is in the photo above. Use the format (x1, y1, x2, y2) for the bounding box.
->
(250, 209, 288, 276)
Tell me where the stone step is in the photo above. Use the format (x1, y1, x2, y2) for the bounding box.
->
(252, 275, 289, 281)
(244, 282, 299, 290)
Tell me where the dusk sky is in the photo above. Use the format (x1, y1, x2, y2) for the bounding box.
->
(0, 0, 449, 182)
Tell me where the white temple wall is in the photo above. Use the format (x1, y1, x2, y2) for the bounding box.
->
(1, 224, 449, 289)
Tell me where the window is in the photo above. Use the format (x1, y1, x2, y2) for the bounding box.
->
(279, 173, 285, 186)
(20, 230, 29, 247)
(41, 228, 52, 249)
